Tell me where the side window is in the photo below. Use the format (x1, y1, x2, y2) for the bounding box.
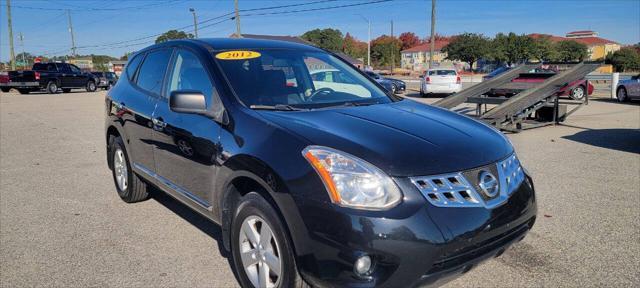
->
(166, 49, 213, 99)
(125, 54, 144, 81)
(58, 64, 71, 73)
(136, 49, 172, 95)
(70, 65, 81, 73)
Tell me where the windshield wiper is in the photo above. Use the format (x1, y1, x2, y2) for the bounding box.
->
(340, 101, 378, 107)
(249, 104, 305, 111)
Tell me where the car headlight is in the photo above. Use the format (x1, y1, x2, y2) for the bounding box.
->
(302, 146, 402, 210)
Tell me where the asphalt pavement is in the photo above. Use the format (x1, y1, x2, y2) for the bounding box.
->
(1, 90, 638, 287)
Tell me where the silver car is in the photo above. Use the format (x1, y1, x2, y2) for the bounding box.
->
(617, 74, 640, 102)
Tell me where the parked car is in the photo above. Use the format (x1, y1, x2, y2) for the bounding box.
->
(489, 69, 593, 100)
(483, 66, 510, 81)
(91, 71, 119, 90)
(0, 62, 99, 94)
(616, 74, 640, 102)
(419, 68, 462, 96)
(105, 38, 536, 288)
(364, 71, 406, 94)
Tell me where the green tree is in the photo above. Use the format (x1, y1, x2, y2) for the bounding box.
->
(530, 36, 559, 62)
(491, 33, 535, 65)
(301, 28, 343, 52)
(371, 35, 401, 68)
(442, 33, 490, 70)
(606, 48, 640, 72)
(155, 30, 194, 44)
(555, 40, 589, 62)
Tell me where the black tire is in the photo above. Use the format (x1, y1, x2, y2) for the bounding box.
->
(46, 81, 58, 94)
(617, 87, 628, 102)
(86, 81, 97, 92)
(62, 88, 71, 93)
(569, 85, 586, 101)
(231, 192, 308, 288)
(108, 136, 149, 203)
(0, 87, 10, 93)
(17, 89, 30, 95)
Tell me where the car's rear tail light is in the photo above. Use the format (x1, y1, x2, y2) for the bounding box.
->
(425, 76, 431, 84)
(34, 72, 41, 80)
(456, 76, 461, 84)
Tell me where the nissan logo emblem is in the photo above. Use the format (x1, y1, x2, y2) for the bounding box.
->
(478, 171, 499, 197)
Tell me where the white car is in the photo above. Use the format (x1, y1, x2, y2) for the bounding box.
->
(616, 74, 640, 102)
(419, 69, 462, 96)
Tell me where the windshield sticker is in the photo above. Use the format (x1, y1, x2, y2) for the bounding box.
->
(215, 50, 261, 60)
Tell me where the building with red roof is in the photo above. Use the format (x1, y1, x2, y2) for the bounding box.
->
(529, 31, 620, 60)
(400, 39, 458, 71)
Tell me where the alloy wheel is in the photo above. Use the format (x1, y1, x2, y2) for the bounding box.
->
(113, 148, 128, 191)
(239, 215, 282, 288)
(617, 88, 627, 102)
(571, 86, 585, 100)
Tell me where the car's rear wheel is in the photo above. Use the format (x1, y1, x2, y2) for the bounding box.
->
(569, 85, 585, 101)
(62, 88, 71, 93)
(617, 87, 628, 102)
(231, 192, 308, 288)
(17, 88, 30, 94)
(46, 81, 58, 94)
(86, 81, 97, 92)
(0, 87, 10, 93)
(108, 136, 149, 203)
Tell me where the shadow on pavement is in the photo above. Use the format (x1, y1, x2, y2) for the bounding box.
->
(149, 187, 229, 258)
(561, 128, 640, 154)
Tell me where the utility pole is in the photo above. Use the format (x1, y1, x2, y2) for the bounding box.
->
(67, 9, 77, 57)
(390, 20, 394, 75)
(234, 0, 241, 37)
(189, 8, 198, 38)
(429, 0, 436, 69)
(357, 15, 371, 68)
(19, 32, 26, 70)
(6, 0, 16, 70)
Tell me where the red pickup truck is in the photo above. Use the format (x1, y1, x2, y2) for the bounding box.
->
(489, 69, 593, 100)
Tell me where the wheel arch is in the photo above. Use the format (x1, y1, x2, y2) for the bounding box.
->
(217, 155, 311, 257)
(105, 124, 124, 170)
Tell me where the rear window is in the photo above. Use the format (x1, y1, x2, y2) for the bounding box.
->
(125, 54, 144, 81)
(428, 70, 457, 76)
(135, 49, 172, 95)
(33, 63, 57, 71)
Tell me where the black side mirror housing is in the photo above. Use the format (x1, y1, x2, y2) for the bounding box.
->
(170, 90, 208, 115)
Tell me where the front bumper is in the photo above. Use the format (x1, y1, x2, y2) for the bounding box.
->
(294, 174, 536, 288)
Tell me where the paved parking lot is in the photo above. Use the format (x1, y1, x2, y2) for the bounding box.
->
(1, 90, 638, 287)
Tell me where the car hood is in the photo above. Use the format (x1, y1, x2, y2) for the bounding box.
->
(259, 99, 513, 177)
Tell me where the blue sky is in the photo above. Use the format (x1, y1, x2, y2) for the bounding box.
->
(1, 0, 639, 62)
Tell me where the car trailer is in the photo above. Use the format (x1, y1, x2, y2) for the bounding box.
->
(432, 62, 602, 132)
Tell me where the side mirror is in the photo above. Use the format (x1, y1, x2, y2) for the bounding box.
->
(169, 90, 208, 115)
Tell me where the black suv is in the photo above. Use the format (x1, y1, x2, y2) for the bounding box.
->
(105, 38, 536, 288)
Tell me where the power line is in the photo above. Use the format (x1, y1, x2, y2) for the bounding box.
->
(240, 0, 393, 17)
(11, 0, 184, 11)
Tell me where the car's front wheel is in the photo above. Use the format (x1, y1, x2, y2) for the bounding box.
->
(108, 135, 149, 203)
(231, 192, 308, 288)
(617, 87, 628, 102)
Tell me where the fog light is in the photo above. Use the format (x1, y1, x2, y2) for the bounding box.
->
(354, 255, 372, 276)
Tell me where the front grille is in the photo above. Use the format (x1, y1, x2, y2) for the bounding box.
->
(411, 154, 526, 208)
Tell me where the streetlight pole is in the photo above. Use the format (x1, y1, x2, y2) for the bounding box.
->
(19, 32, 26, 70)
(6, 0, 16, 70)
(357, 14, 371, 68)
(189, 8, 198, 38)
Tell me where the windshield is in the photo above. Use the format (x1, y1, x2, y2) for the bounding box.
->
(215, 49, 392, 109)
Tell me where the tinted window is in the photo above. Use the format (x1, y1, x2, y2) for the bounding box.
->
(58, 64, 72, 73)
(70, 65, 81, 73)
(166, 49, 212, 99)
(429, 70, 456, 76)
(136, 49, 172, 95)
(125, 54, 144, 81)
(216, 49, 389, 108)
(33, 63, 57, 71)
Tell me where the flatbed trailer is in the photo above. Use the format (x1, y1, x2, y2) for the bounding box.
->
(432, 62, 601, 132)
